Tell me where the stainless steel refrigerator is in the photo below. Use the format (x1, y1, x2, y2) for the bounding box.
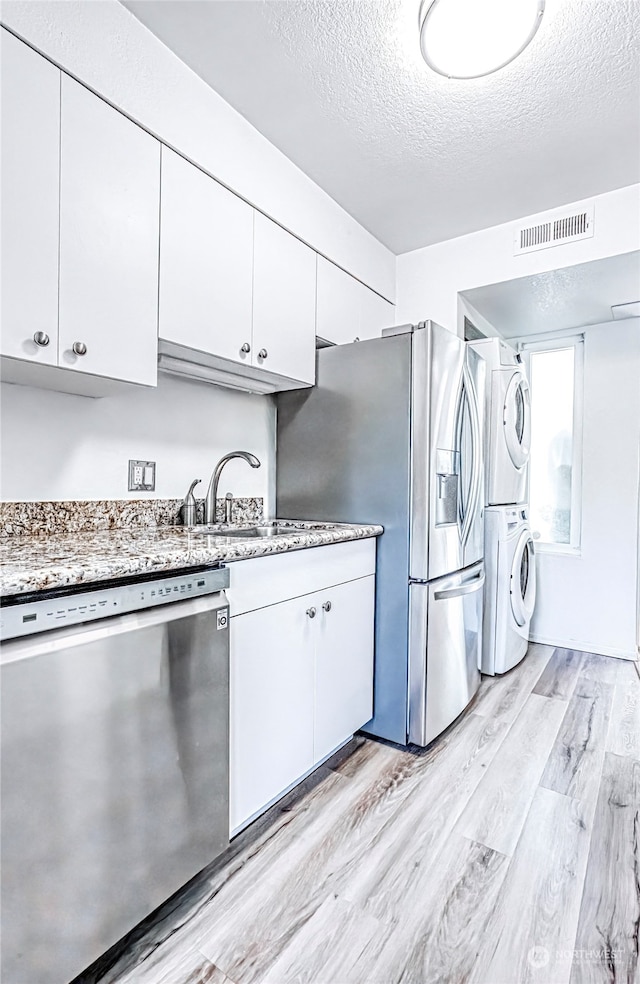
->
(277, 321, 485, 746)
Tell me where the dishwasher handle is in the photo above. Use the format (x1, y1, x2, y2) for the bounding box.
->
(1, 590, 229, 665)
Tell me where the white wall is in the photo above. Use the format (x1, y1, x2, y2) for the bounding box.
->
(0, 374, 276, 510)
(529, 318, 640, 660)
(0, 0, 394, 301)
(396, 185, 640, 332)
(459, 295, 501, 339)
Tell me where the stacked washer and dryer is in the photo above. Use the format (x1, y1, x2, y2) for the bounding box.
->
(471, 339, 537, 675)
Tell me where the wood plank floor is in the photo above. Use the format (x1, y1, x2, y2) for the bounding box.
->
(84, 646, 639, 984)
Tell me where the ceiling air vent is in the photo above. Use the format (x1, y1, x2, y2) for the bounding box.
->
(514, 203, 594, 256)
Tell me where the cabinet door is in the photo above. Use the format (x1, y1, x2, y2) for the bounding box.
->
(252, 213, 316, 384)
(58, 77, 160, 386)
(316, 256, 395, 346)
(359, 285, 395, 340)
(314, 575, 375, 762)
(316, 256, 361, 345)
(159, 148, 254, 365)
(230, 596, 315, 831)
(1, 30, 59, 365)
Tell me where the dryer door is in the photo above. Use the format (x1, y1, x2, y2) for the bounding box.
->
(510, 530, 536, 627)
(503, 372, 531, 470)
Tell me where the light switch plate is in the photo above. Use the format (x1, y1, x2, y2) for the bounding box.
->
(128, 459, 156, 491)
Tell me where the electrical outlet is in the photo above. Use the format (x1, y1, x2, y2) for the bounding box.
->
(128, 459, 156, 491)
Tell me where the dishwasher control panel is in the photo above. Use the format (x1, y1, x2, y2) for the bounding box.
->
(0, 567, 230, 642)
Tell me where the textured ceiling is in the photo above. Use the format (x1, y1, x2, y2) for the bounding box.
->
(122, 0, 640, 254)
(462, 251, 640, 338)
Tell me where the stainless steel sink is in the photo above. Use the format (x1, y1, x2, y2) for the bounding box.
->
(220, 526, 303, 538)
(187, 524, 308, 538)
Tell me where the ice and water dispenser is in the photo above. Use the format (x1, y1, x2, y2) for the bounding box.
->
(436, 449, 460, 526)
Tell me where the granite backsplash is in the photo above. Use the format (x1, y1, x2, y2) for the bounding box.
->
(0, 498, 264, 538)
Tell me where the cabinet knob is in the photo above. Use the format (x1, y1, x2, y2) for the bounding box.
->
(72, 341, 87, 356)
(258, 348, 268, 360)
(240, 342, 251, 354)
(322, 601, 332, 613)
(306, 607, 317, 619)
(33, 331, 50, 347)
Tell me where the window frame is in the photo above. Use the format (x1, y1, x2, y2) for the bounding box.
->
(517, 332, 584, 556)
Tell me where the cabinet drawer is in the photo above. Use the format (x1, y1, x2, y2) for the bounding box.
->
(227, 538, 376, 616)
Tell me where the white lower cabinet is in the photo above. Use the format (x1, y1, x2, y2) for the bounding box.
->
(313, 576, 375, 762)
(229, 541, 376, 832)
(230, 595, 316, 832)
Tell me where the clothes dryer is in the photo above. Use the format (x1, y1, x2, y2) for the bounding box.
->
(471, 338, 531, 506)
(482, 505, 536, 675)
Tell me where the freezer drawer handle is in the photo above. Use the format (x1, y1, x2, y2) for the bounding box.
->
(434, 571, 485, 601)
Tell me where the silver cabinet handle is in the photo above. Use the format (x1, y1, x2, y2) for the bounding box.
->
(258, 348, 268, 360)
(33, 331, 50, 347)
(72, 341, 87, 356)
(434, 572, 485, 601)
(306, 607, 317, 619)
(322, 601, 332, 613)
(240, 342, 251, 354)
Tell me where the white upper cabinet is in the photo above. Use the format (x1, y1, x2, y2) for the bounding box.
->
(252, 213, 317, 385)
(158, 170, 317, 390)
(316, 255, 395, 345)
(159, 147, 254, 365)
(1, 29, 60, 366)
(58, 77, 160, 387)
(2, 34, 389, 397)
(359, 282, 396, 340)
(316, 256, 361, 345)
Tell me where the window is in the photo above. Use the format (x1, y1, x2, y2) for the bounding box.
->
(521, 337, 583, 550)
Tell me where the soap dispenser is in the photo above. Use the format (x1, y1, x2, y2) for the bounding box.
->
(180, 479, 201, 527)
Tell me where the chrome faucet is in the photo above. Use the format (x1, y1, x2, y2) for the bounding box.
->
(205, 451, 261, 525)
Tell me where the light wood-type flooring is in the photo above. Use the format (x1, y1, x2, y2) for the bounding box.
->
(86, 645, 640, 984)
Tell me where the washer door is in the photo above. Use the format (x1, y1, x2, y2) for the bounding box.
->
(503, 372, 531, 470)
(510, 530, 536, 627)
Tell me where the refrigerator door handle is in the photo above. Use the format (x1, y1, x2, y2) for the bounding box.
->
(434, 571, 485, 601)
(461, 363, 483, 547)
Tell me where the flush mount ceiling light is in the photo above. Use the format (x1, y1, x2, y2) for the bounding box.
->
(419, 0, 545, 80)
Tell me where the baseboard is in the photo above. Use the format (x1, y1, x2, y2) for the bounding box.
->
(529, 633, 636, 661)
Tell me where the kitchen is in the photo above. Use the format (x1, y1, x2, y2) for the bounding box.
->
(1, 1, 639, 983)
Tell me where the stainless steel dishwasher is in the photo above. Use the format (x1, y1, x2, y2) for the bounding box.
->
(0, 566, 230, 984)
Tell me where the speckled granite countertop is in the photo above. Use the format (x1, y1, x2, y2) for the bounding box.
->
(0, 520, 383, 598)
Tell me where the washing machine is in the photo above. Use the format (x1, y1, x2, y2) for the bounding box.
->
(482, 505, 536, 675)
(470, 338, 531, 506)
